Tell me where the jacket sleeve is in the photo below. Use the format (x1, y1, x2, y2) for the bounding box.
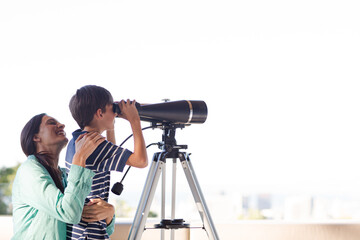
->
(106, 214, 116, 236)
(19, 159, 95, 224)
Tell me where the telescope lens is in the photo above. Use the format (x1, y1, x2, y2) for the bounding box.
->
(188, 100, 208, 124)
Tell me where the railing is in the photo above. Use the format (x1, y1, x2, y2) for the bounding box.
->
(3, 216, 360, 240)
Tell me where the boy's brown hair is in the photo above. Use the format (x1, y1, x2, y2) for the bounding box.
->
(69, 85, 113, 129)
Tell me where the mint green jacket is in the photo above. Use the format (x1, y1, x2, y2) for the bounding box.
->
(12, 155, 114, 240)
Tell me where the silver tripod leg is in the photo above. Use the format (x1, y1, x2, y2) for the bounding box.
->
(171, 158, 177, 240)
(161, 158, 166, 240)
(128, 152, 167, 240)
(179, 153, 220, 240)
(128, 151, 219, 240)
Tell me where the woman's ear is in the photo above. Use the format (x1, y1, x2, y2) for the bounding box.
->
(33, 134, 41, 142)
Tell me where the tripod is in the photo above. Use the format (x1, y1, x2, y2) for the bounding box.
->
(127, 123, 219, 240)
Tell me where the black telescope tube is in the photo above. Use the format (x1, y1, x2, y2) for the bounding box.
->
(113, 100, 207, 124)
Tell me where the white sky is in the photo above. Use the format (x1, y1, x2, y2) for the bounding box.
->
(1, 0, 360, 195)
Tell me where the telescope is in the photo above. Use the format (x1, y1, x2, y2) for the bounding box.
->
(111, 99, 219, 240)
(113, 100, 208, 124)
(111, 100, 208, 196)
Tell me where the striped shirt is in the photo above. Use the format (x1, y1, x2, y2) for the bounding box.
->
(65, 129, 132, 240)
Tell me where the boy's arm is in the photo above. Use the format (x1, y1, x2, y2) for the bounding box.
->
(126, 116, 148, 168)
(78, 100, 147, 172)
(85, 141, 132, 172)
(118, 100, 148, 168)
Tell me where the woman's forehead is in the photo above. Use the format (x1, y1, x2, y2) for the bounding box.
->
(42, 115, 57, 123)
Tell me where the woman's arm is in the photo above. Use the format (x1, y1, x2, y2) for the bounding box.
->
(81, 199, 116, 235)
(19, 161, 94, 224)
(81, 198, 115, 224)
(19, 133, 105, 224)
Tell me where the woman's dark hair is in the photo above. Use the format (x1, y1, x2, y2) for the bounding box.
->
(69, 85, 113, 129)
(20, 113, 64, 193)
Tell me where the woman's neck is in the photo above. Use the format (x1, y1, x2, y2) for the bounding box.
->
(36, 147, 61, 169)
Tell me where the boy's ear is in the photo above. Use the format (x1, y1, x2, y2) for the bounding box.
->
(95, 109, 104, 119)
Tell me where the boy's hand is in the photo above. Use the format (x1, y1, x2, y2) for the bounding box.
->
(117, 99, 148, 168)
(118, 99, 140, 123)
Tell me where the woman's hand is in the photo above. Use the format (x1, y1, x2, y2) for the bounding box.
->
(72, 132, 105, 168)
(81, 198, 115, 225)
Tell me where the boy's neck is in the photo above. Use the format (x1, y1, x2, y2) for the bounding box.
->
(83, 126, 104, 134)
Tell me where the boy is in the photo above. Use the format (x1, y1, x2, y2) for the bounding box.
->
(65, 85, 148, 239)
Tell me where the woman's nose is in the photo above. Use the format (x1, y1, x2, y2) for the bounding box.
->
(58, 123, 65, 129)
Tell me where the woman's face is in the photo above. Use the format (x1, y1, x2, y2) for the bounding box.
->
(34, 115, 68, 150)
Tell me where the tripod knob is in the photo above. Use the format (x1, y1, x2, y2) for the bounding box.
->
(111, 182, 124, 195)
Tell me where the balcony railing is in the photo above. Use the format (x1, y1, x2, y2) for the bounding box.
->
(3, 216, 360, 240)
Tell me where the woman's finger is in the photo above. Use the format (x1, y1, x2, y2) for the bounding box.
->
(75, 133, 87, 143)
(82, 132, 105, 145)
(89, 198, 102, 204)
(85, 131, 98, 140)
(93, 135, 105, 144)
(82, 207, 98, 215)
(82, 216, 97, 222)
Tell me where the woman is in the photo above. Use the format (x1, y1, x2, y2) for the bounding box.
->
(12, 113, 115, 239)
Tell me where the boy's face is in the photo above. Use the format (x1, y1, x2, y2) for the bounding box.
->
(102, 103, 117, 131)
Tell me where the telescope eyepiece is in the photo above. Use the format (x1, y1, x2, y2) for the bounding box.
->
(113, 103, 121, 115)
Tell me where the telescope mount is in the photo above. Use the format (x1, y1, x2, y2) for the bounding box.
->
(127, 122, 219, 240)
